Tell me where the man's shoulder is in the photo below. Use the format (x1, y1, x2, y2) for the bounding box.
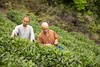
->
(15, 24, 22, 28)
(28, 25, 31, 27)
(39, 31, 43, 34)
(28, 25, 33, 29)
(38, 31, 43, 36)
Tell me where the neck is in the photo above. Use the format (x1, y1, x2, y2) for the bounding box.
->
(22, 24, 27, 29)
(23, 24, 27, 27)
(43, 30, 49, 34)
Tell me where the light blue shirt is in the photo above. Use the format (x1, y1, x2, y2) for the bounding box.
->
(12, 24, 35, 41)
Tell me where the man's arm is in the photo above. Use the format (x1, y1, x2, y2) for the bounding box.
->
(30, 27, 35, 42)
(11, 26, 19, 37)
(54, 31, 59, 46)
(54, 39, 58, 46)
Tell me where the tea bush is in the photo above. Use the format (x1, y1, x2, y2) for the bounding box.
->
(73, 0, 87, 11)
(7, 10, 27, 25)
(0, 11, 100, 67)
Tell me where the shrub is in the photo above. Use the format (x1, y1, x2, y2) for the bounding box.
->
(73, 0, 87, 11)
(7, 10, 27, 25)
(0, 11, 100, 67)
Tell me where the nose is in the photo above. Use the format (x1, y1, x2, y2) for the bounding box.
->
(24, 22, 28, 24)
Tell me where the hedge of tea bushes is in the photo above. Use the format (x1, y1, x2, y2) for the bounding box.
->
(0, 11, 100, 67)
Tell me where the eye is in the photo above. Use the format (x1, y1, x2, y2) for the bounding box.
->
(24, 21, 29, 23)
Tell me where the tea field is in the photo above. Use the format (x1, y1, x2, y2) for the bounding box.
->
(0, 11, 100, 67)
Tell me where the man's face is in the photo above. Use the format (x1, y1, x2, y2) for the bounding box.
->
(42, 27, 49, 33)
(22, 18, 30, 27)
(41, 22, 49, 33)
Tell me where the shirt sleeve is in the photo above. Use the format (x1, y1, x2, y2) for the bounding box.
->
(54, 31, 59, 39)
(12, 26, 19, 36)
(30, 27, 35, 41)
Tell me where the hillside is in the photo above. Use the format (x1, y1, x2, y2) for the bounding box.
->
(0, 10, 100, 67)
(0, 0, 100, 43)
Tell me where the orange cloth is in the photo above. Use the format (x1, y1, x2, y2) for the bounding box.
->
(38, 30, 59, 45)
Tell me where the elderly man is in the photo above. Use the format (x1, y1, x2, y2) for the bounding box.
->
(11, 16, 35, 42)
(38, 22, 59, 46)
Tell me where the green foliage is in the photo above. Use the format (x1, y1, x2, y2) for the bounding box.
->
(0, 10, 100, 67)
(7, 10, 27, 25)
(0, 13, 7, 22)
(73, 0, 87, 11)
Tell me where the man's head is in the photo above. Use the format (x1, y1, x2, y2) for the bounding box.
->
(41, 22, 49, 33)
(22, 16, 30, 27)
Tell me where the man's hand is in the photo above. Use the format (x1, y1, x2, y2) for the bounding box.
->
(30, 39, 34, 42)
(54, 39, 58, 46)
(11, 33, 15, 37)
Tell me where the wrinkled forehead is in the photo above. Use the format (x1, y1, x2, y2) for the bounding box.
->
(42, 25, 49, 30)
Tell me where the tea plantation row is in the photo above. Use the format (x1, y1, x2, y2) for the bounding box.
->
(0, 10, 100, 67)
